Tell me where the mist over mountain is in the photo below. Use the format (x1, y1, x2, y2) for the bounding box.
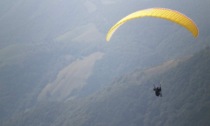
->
(0, 0, 210, 125)
(3, 46, 210, 126)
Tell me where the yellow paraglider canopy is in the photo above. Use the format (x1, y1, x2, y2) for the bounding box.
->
(106, 8, 199, 41)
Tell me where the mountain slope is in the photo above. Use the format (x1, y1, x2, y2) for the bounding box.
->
(3, 48, 210, 126)
(1, 0, 210, 124)
(64, 48, 210, 126)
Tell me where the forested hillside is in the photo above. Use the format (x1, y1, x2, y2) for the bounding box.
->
(1, 0, 210, 125)
(3, 48, 210, 126)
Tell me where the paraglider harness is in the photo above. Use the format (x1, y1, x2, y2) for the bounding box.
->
(153, 85, 162, 97)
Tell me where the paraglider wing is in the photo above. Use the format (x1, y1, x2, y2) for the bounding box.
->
(106, 8, 199, 41)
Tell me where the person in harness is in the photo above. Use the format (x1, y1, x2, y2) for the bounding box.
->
(153, 85, 162, 97)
